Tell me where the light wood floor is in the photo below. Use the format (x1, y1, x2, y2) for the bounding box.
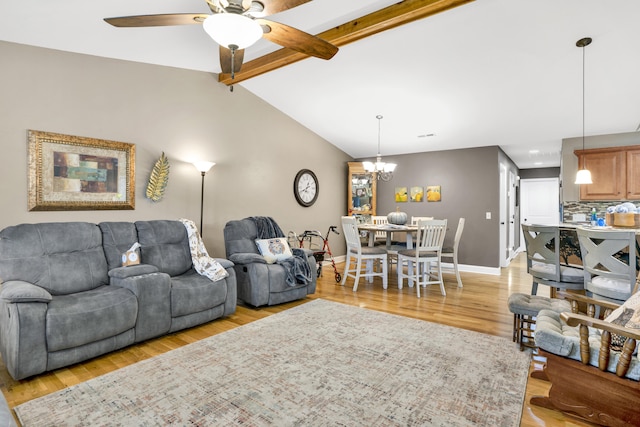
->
(0, 253, 597, 426)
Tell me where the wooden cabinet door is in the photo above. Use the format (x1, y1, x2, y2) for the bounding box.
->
(626, 149, 640, 199)
(578, 150, 626, 200)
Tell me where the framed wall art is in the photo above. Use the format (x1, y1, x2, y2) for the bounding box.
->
(394, 187, 408, 203)
(28, 130, 135, 211)
(410, 186, 424, 202)
(426, 185, 441, 202)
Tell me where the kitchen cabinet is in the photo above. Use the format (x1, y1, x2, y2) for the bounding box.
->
(347, 162, 376, 217)
(575, 145, 640, 200)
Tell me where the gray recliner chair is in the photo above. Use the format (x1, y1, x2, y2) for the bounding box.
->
(224, 218, 316, 307)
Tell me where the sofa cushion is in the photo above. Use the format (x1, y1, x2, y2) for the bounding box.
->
(535, 309, 640, 381)
(0, 222, 108, 295)
(135, 221, 192, 277)
(99, 222, 139, 270)
(46, 285, 138, 352)
(169, 269, 228, 317)
(604, 291, 640, 351)
(224, 220, 260, 257)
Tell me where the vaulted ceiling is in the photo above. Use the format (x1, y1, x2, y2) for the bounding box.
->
(2, 0, 640, 169)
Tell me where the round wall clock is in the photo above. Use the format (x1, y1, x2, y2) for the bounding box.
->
(293, 169, 319, 207)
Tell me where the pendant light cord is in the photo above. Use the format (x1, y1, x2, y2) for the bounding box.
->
(582, 43, 585, 151)
(376, 115, 383, 156)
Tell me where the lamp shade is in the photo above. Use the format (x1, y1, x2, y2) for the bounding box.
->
(362, 161, 375, 172)
(574, 168, 593, 185)
(193, 161, 215, 173)
(202, 14, 263, 49)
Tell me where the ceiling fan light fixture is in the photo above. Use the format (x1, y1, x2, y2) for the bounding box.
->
(202, 13, 263, 49)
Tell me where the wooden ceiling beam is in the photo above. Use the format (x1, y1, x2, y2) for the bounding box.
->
(218, 0, 474, 85)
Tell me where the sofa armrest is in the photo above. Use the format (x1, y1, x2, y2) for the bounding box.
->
(561, 312, 640, 341)
(561, 311, 640, 377)
(214, 258, 234, 269)
(109, 272, 171, 342)
(0, 283, 48, 380)
(0, 281, 52, 303)
(228, 253, 267, 265)
(108, 264, 159, 279)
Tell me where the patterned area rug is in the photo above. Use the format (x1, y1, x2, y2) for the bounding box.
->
(15, 299, 530, 426)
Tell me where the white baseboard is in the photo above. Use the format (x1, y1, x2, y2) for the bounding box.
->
(322, 256, 501, 276)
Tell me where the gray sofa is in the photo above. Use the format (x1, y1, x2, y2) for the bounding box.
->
(224, 218, 316, 307)
(0, 220, 236, 380)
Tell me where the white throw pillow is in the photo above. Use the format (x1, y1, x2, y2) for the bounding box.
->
(255, 238, 293, 264)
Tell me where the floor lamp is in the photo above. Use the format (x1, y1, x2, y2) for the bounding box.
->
(192, 161, 215, 234)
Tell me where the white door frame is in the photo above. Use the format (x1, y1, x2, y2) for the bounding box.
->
(499, 163, 509, 267)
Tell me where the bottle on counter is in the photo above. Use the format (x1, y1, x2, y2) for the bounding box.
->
(591, 208, 597, 226)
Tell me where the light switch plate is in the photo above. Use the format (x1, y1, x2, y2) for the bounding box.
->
(486, 212, 491, 219)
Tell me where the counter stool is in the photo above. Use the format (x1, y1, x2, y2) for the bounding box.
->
(507, 293, 572, 351)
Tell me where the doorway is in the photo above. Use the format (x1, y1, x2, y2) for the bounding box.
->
(519, 177, 560, 250)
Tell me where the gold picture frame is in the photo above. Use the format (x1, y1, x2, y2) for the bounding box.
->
(28, 130, 135, 211)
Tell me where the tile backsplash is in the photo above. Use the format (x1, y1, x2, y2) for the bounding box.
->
(562, 201, 640, 222)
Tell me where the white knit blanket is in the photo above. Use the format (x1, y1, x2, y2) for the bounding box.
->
(179, 219, 229, 282)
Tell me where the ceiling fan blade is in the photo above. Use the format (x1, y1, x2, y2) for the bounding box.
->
(219, 46, 245, 74)
(257, 0, 312, 17)
(256, 19, 338, 60)
(104, 14, 209, 27)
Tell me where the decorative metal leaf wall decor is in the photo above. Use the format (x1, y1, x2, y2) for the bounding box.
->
(146, 152, 170, 202)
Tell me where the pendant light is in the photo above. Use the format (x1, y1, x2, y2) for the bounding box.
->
(363, 115, 396, 181)
(575, 37, 593, 185)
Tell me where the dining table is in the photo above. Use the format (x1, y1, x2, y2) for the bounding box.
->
(357, 223, 418, 249)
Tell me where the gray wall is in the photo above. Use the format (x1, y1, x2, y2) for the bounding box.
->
(519, 167, 560, 180)
(0, 41, 351, 257)
(370, 146, 508, 268)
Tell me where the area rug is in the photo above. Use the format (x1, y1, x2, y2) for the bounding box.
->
(15, 299, 530, 426)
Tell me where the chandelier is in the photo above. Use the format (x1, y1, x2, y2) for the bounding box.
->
(363, 115, 396, 181)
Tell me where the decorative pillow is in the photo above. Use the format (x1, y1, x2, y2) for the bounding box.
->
(255, 238, 293, 264)
(604, 291, 640, 351)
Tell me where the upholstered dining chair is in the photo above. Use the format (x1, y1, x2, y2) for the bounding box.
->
(439, 217, 465, 288)
(341, 216, 388, 292)
(521, 224, 584, 297)
(576, 227, 639, 305)
(397, 219, 447, 297)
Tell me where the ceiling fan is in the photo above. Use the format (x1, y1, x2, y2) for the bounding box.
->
(104, 0, 339, 79)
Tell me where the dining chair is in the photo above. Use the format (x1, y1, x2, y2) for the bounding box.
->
(576, 227, 639, 305)
(397, 219, 447, 297)
(521, 224, 584, 297)
(439, 217, 465, 288)
(410, 216, 434, 225)
(341, 216, 388, 292)
(371, 215, 389, 245)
